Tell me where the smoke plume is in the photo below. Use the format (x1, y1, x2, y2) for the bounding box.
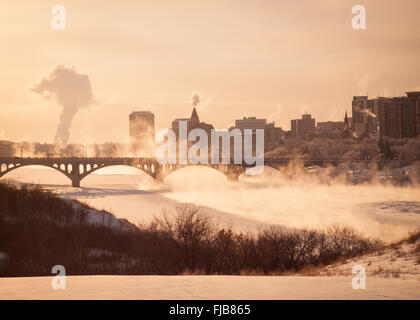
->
(191, 93, 200, 106)
(361, 108, 376, 118)
(354, 104, 376, 118)
(31, 65, 93, 143)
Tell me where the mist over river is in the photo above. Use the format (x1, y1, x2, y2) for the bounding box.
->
(3, 165, 420, 242)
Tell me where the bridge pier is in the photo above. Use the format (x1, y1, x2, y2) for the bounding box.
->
(225, 164, 243, 182)
(71, 161, 81, 187)
(71, 178, 80, 187)
(226, 174, 239, 182)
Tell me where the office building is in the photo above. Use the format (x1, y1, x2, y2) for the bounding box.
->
(129, 111, 155, 156)
(291, 114, 316, 139)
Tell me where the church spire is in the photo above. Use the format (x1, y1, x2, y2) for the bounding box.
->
(342, 110, 353, 138)
(190, 107, 200, 126)
(344, 110, 349, 129)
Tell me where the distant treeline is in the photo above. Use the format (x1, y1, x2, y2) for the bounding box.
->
(1, 136, 420, 165)
(0, 183, 383, 277)
(0, 141, 130, 158)
(266, 136, 420, 165)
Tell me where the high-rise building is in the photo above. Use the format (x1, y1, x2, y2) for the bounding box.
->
(351, 96, 378, 137)
(129, 111, 155, 157)
(352, 92, 420, 139)
(351, 96, 368, 128)
(376, 93, 420, 138)
(291, 114, 316, 139)
(406, 92, 420, 137)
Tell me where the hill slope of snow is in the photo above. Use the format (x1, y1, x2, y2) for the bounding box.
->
(318, 238, 420, 281)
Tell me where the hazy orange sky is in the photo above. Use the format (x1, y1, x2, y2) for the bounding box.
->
(1, 0, 420, 143)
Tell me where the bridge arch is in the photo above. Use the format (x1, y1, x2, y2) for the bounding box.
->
(237, 163, 283, 180)
(0, 163, 73, 183)
(161, 163, 244, 182)
(78, 163, 156, 184)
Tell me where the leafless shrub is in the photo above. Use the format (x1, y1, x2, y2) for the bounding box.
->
(372, 265, 384, 275)
(389, 242, 400, 250)
(149, 204, 217, 273)
(391, 269, 401, 278)
(395, 250, 407, 258)
(407, 229, 420, 244)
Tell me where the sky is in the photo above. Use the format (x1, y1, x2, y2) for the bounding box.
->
(1, 0, 420, 143)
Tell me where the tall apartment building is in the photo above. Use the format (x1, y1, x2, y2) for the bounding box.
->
(352, 92, 420, 139)
(351, 96, 368, 127)
(129, 111, 155, 156)
(376, 92, 420, 138)
(406, 92, 420, 137)
(291, 114, 316, 138)
(351, 96, 378, 136)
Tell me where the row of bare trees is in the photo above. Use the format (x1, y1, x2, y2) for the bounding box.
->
(144, 205, 382, 274)
(0, 141, 129, 158)
(1, 136, 420, 164)
(267, 136, 420, 164)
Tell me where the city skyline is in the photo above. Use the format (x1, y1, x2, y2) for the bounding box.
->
(2, 88, 419, 145)
(1, 0, 420, 143)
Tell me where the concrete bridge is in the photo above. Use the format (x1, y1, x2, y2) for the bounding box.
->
(0, 157, 387, 187)
(0, 157, 254, 187)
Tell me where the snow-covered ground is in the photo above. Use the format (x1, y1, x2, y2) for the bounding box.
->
(1, 166, 420, 300)
(320, 239, 420, 281)
(0, 275, 418, 299)
(64, 198, 137, 232)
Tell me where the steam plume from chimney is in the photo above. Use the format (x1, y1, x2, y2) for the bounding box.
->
(31, 65, 93, 143)
(191, 93, 200, 106)
(354, 104, 376, 118)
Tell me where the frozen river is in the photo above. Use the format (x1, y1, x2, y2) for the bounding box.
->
(2, 165, 420, 242)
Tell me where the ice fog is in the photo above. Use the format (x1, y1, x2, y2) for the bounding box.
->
(161, 165, 420, 241)
(2, 163, 420, 243)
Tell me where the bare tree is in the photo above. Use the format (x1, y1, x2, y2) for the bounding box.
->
(150, 204, 216, 272)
